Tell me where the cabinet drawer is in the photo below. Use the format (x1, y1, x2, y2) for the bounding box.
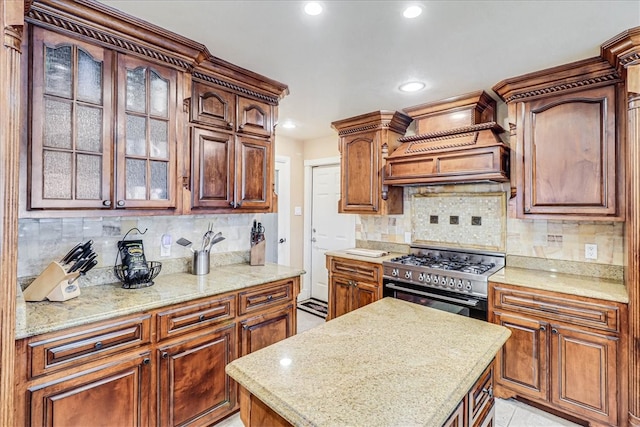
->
(238, 280, 294, 316)
(469, 362, 494, 425)
(329, 257, 381, 283)
(28, 314, 151, 379)
(492, 285, 620, 333)
(157, 295, 235, 341)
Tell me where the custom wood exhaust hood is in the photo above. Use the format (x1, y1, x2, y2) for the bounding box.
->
(383, 91, 510, 186)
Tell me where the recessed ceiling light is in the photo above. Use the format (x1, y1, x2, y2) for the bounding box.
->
(403, 5, 423, 19)
(399, 81, 426, 92)
(282, 121, 296, 129)
(304, 2, 323, 16)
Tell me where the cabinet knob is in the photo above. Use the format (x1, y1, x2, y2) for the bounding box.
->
(279, 238, 287, 244)
(199, 314, 206, 321)
(143, 358, 150, 365)
(94, 341, 103, 350)
(267, 295, 273, 301)
(102, 200, 112, 207)
(161, 352, 169, 359)
(227, 121, 234, 129)
(552, 328, 558, 334)
(540, 325, 546, 332)
(117, 200, 125, 207)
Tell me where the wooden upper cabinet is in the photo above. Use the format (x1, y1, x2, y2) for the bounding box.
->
(493, 57, 623, 220)
(116, 54, 177, 209)
(236, 135, 272, 210)
(191, 127, 235, 209)
(237, 97, 272, 137)
(191, 81, 235, 130)
(522, 85, 616, 217)
(28, 27, 179, 212)
(29, 27, 114, 210)
(331, 111, 412, 215)
(189, 79, 275, 212)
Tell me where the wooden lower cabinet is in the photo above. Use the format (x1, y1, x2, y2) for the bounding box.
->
(489, 282, 627, 427)
(27, 351, 151, 427)
(239, 304, 294, 357)
(15, 277, 300, 427)
(157, 324, 236, 427)
(327, 256, 383, 320)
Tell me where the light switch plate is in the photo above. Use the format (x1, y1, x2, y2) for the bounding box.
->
(294, 206, 302, 216)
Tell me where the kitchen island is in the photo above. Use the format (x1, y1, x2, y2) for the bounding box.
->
(226, 297, 511, 427)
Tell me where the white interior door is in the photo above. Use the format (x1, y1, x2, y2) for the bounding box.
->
(275, 156, 291, 265)
(310, 164, 355, 302)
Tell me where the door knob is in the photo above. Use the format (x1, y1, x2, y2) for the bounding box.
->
(279, 238, 286, 243)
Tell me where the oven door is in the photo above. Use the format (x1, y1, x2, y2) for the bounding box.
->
(384, 280, 487, 321)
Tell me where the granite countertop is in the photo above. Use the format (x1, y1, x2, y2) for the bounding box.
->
(324, 249, 403, 264)
(16, 263, 305, 340)
(490, 267, 628, 304)
(226, 297, 511, 427)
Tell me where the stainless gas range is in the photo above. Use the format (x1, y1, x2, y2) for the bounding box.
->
(382, 245, 505, 320)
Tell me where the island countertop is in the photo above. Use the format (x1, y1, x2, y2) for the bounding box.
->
(16, 263, 305, 339)
(226, 297, 511, 427)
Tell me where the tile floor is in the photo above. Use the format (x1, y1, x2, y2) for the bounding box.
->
(217, 309, 583, 427)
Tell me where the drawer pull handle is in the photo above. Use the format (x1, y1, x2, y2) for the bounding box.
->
(94, 341, 103, 350)
(267, 295, 273, 301)
(199, 314, 206, 321)
(482, 386, 493, 398)
(143, 358, 150, 365)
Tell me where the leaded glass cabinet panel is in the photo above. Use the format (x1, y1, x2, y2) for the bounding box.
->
(116, 54, 176, 209)
(30, 27, 113, 209)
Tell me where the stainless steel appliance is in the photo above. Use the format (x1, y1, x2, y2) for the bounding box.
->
(382, 245, 505, 320)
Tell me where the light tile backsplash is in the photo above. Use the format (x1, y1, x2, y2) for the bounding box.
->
(356, 183, 624, 268)
(18, 214, 261, 279)
(412, 192, 506, 251)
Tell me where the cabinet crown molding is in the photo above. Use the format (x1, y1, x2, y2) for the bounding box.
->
(331, 110, 412, 136)
(493, 57, 620, 103)
(26, 0, 206, 71)
(601, 26, 640, 71)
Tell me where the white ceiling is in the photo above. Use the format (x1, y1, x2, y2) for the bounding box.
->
(100, 1, 640, 141)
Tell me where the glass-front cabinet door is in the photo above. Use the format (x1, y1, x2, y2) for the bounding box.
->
(30, 27, 113, 209)
(116, 55, 177, 209)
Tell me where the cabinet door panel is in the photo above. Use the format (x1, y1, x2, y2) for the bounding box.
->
(158, 324, 236, 427)
(353, 282, 378, 311)
(328, 276, 353, 320)
(550, 326, 618, 425)
(237, 97, 272, 137)
(191, 81, 235, 130)
(494, 312, 548, 401)
(236, 135, 271, 210)
(191, 128, 235, 208)
(30, 27, 113, 210)
(116, 54, 177, 209)
(340, 132, 378, 212)
(522, 85, 616, 216)
(28, 352, 151, 427)
(239, 305, 293, 357)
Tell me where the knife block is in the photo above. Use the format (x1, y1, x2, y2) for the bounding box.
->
(23, 261, 81, 302)
(250, 240, 265, 266)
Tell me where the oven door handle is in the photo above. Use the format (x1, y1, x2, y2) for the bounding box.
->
(385, 283, 480, 307)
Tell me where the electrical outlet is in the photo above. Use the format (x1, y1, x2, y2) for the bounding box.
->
(404, 232, 412, 243)
(585, 244, 598, 260)
(161, 234, 172, 257)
